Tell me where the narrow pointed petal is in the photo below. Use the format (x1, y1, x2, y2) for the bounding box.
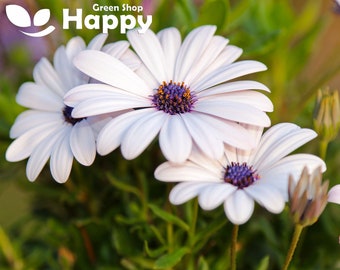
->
(224, 190, 254, 224)
(169, 182, 209, 205)
(70, 120, 96, 166)
(159, 115, 192, 163)
(198, 183, 237, 210)
(328, 185, 340, 204)
(121, 111, 165, 159)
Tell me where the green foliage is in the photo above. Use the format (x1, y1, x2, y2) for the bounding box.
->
(1, 0, 340, 269)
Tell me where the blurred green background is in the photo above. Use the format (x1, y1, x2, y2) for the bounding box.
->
(1, 0, 340, 269)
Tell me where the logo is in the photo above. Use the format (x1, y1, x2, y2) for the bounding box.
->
(5, 5, 55, 37)
(5, 3, 152, 37)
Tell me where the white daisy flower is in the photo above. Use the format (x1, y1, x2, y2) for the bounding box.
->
(65, 25, 273, 163)
(5, 34, 139, 183)
(155, 123, 326, 225)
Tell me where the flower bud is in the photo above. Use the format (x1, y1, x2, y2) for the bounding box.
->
(288, 166, 329, 227)
(313, 88, 340, 142)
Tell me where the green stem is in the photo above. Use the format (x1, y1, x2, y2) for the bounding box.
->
(187, 200, 199, 270)
(230, 225, 239, 270)
(282, 224, 304, 270)
(319, 139, 329, 161)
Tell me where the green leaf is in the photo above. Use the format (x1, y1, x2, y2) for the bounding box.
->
(154, 247, 190, 269)
(256, 256, 270, 270)
(148, 203, 190, 231)
(144, 241, 168, 258)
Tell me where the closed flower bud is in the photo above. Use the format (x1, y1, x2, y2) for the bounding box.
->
(313, 88, 340, 143)
(288, 166, 329, 227)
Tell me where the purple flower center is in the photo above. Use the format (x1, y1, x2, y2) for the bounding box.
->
(224, 162, 260, 189)
(63, 106, 86, 125)
(152, 80, 197, 115)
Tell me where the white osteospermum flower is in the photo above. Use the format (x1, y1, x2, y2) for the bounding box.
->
(65, 25, 273, 163)
(6, 34, 139, 183)
(155, 123, 326, 225)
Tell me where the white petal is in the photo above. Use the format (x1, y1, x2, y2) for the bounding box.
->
(127, 28, 168, 82)
(154, 161, 219, 182)
(33, 58, 65, 97)
(199, 90, 273, 112)
(224, 190, 255, 224)
(198, 183, 237, 210)
(197, 45, 243, 80)
(87, 33, 107, 50)
(121, 110, 165, 159)
(252, 123, 317, 171)
(97, 109, 151, 156)
(102, 40, 129, 58)
(189, 112, 255, 150)
(185, 35, 228, 85)
(159, 115, 192, 163)
(73, 50, 149, 96)
(65, 36, 86, 59)
(26, 129, 64, 181)
(194, 99, 271, 127)
(71, 95, 149, 118)
(9, 111, 62, 138)
(328, 185, 340, 204)
(169, 182, 210, 205)
(70, 120, 96, 165)
(64, 83, 150, 107)
(54, 45, 84, 90)
(157, 27, 182, 79)
(6, 122, 62, 161)
(192, 60, 267, 91)
(50, 130, 73, 183)
(245, 184, 285, 213)
(174, 25, 217, 82)
(197, 80, 270, 97)
(260, 154, 326, 200)
(17, 82, 63, 111)
(182, 113, 224, 159)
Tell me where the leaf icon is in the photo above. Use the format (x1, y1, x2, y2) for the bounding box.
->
(33, 9, 50, 27)
(5, 5, 31, 27)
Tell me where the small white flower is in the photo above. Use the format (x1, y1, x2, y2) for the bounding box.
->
(328, 185, 340, 204)
(65, 25, 273, 163)
(155, 123, 326, 225)
(5, 34, 138, 183)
